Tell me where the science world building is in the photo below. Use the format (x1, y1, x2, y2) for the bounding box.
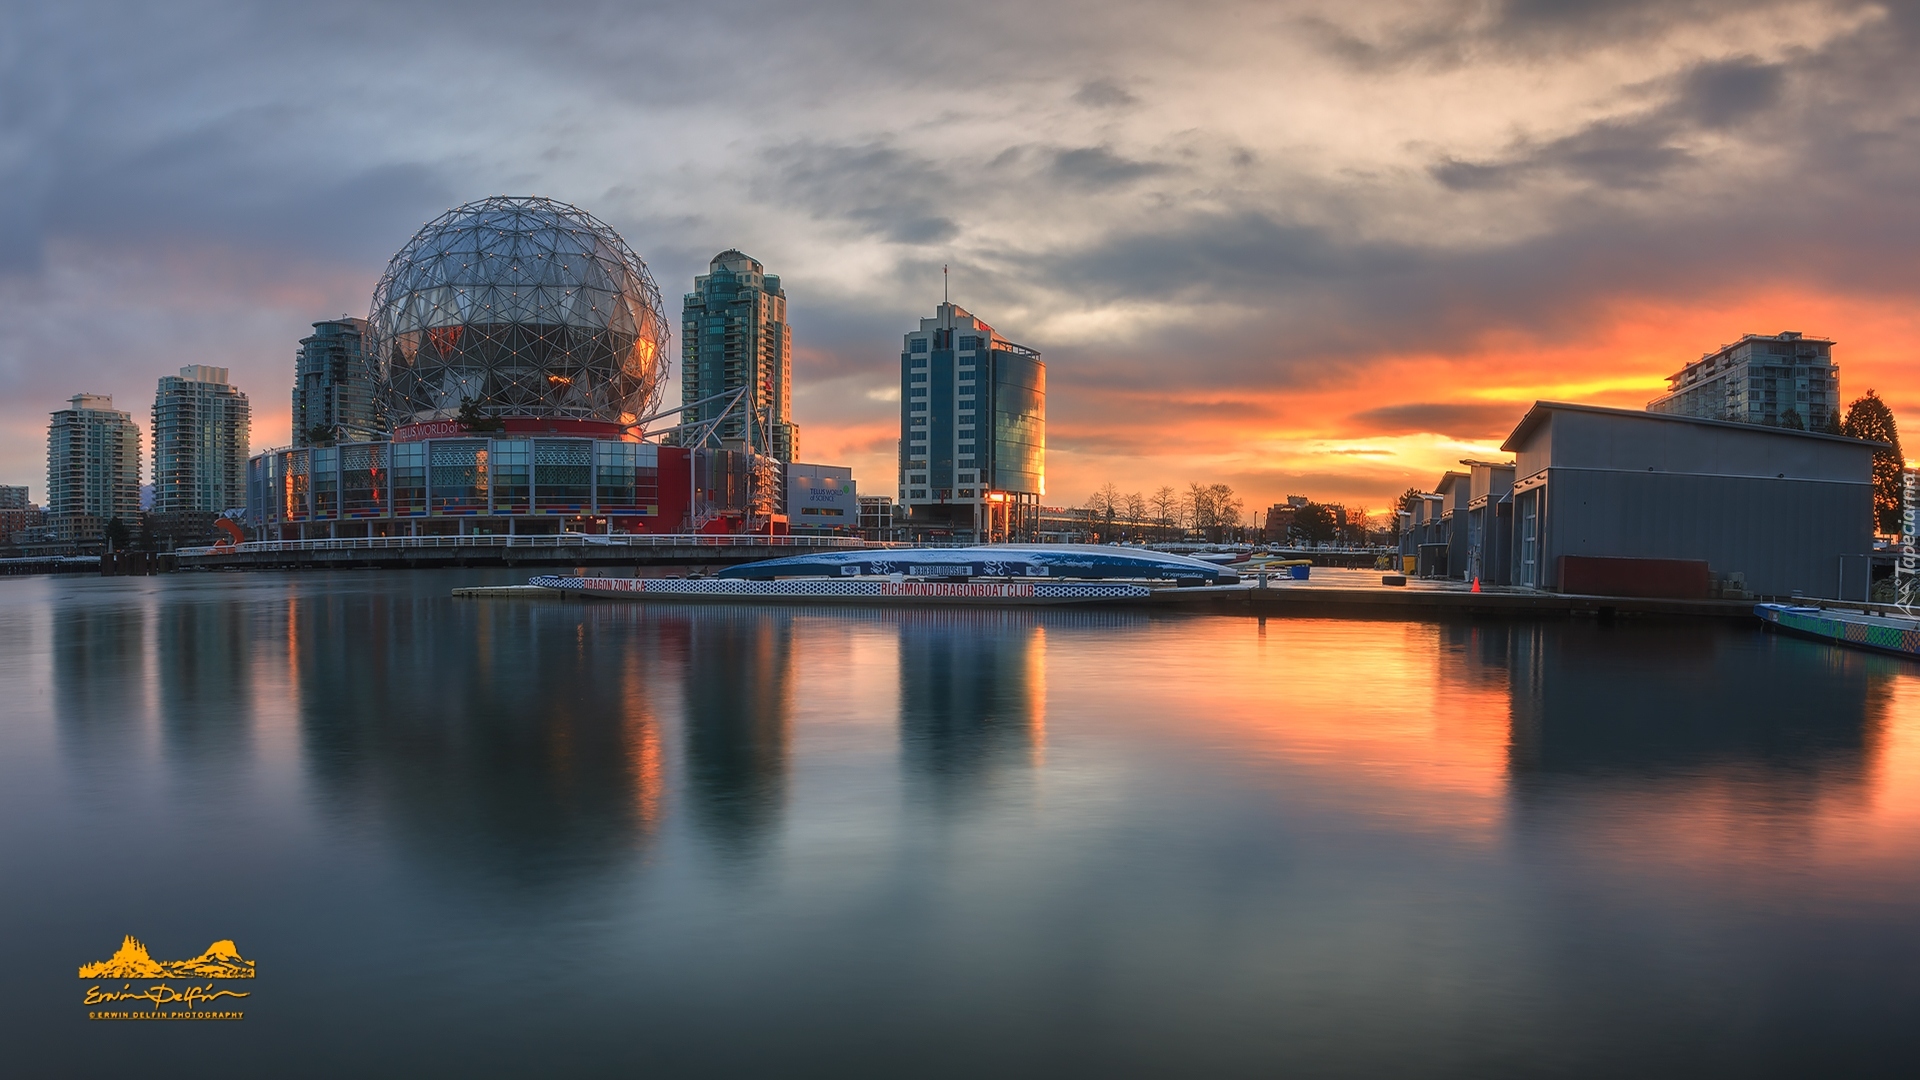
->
(249, 196, 761, 537)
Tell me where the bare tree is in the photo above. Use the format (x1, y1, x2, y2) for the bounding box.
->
(1150, 486, 1178, 538)
(1122, 491, 1148, 524)
(1345, 506, 1370, 545)
(1184, 483, 1207, 534)
(1087, 482, 1121, 539)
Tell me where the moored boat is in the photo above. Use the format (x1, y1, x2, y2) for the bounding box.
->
(1755, 603, 1920, 660)
(528, 575, 1153, 605)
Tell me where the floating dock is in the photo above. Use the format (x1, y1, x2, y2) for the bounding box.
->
(456, 568, 1766, 621)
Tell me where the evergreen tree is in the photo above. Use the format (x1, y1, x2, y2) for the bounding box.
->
(456, 399, 504, 432)
(1841, 390, 1905, 534)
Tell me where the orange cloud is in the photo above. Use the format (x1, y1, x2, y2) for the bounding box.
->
(1024, 287, 1920, 511)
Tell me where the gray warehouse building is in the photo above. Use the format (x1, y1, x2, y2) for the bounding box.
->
(1499, 402, 1876, 597)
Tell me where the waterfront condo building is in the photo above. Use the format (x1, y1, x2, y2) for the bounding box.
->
(1647, 331, 1839, 430)
(897, 302, 1044, 541)
(0, 484, 25, 510)
(293, 317, 382, 447)
(151, 365, 251, 515)
(674, 251, 798, 463)
(46, 394, 142, 542)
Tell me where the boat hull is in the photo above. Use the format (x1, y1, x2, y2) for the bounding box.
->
(529, 575, 1153, 606)
(1755, 603, 1920, 659)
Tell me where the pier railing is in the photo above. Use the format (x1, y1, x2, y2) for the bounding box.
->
(175, 534, 876, 558)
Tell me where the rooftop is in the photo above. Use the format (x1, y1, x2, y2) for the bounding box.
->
(1501, 400, 1883, 453)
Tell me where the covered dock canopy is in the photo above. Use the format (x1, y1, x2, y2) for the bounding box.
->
(718, 544, 1238, 583)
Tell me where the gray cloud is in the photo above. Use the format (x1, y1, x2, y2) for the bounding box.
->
(760, 141, 959, 245)
(1304, 0, 1860, 70)
(1347, 402, 1524, 440)
(3, 0, 1920, 506)
(1050, 146, 1172, 188)
(1431, 56, 1792, 192)
(1677, 57, 1786, 128)
(1073, 79, 1139, 108)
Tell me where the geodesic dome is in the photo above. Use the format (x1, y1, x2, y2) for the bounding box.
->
(367, 196, 668, 429)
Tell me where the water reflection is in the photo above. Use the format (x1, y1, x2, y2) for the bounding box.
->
(155, 595, 256, 762)
(1505, 623, 1872, 778)
(678, 607, 793, 850)
(53, 600, 147, 762)
(898, 610, 1052, 803)
(16, 575, 1920, 1076)
(295, 588, 667, 889)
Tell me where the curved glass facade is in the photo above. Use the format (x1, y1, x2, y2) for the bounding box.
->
(990, 349, 1044, 497)
(367, 196, 669, 430)
(249, 438, 679, 535)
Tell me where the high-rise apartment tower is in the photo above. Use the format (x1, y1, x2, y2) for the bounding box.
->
(1648, 331, 1840, 430)
(151, 365, 251, 514)
(675, 251, 798, 461)
(293, 317, 380, 446)
(897, 303, 1044, 541)
(46, 394, 142, 542)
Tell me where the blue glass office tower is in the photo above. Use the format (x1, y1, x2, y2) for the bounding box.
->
(897, 303, 1043, 541)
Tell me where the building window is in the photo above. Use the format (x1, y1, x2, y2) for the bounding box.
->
(959, 335, 981, 351)
(1518, 490, 1539, 587)
(910, 373, 928, 383)
(910, 489, 926, 499)
(959, 488, 975, 497)
(911, 338, 928, 353)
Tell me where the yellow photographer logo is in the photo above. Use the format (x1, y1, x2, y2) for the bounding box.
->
(78, 936, 253, 1021)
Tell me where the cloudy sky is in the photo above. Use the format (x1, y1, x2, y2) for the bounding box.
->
(4, 0, 1918, 514)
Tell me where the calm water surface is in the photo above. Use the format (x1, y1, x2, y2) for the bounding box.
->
(4, 570, 1920, 1077)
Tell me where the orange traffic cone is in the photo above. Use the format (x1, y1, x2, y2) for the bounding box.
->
(1471, 577, 1481, 593)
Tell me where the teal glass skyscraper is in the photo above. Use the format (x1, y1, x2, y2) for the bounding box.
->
(676, 250, 798, 461)
(151, 365, 250, 514)
(897, 302, 1043, 541)
(293, 317, 381, 447)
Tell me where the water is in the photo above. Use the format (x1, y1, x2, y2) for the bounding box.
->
(4, 570, 1919, 1077)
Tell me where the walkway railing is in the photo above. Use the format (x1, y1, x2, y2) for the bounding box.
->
(176, 534, 877, 557)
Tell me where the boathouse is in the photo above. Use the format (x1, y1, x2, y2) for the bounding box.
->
(1498, 402, 1877, 598)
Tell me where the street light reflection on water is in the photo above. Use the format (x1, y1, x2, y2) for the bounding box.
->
(5, 570, 1920, 1077)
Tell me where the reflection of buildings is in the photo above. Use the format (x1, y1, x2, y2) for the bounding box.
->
(53, 603, 147, 759)
(679, 611, 794, 848)
(897, 611, 1045, 801)
(1503, 623, 1871, 778)
(294, 587, 672, 888)
(155, 593, 256, 759)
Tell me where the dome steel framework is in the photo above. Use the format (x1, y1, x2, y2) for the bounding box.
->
(367, 196, 668, 429)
